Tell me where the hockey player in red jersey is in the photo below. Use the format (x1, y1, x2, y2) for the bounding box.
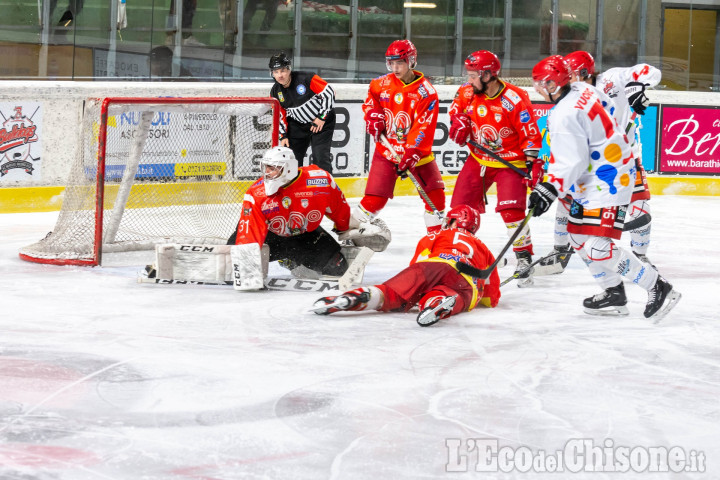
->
(312, 205, 500, 327)
(358, 39, 446, 235)
(529, 55, 680, 321)
(227, 146, 390, 289)
(536, 50, 661, 275)
(448, 50, 543, 288)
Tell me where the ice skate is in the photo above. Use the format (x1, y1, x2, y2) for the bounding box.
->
(416, 295, 457, 327)
(534, 244, 573, 276)
(644, 275, 681, 323)
(514, 251, 534, 288)
(311, 287, 372, 315)
(583, 283, 629, 316)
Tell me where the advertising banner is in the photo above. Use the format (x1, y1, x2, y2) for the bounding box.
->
(0, 102, 42, 182)
(660, 106, 720, 174)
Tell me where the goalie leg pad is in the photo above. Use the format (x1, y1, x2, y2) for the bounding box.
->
(231, 243, 265, 291)
(338, 246, 374, 291)
(154, 244, 233, 283)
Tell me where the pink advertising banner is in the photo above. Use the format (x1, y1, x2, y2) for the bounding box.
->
(660, 106, 720, 174)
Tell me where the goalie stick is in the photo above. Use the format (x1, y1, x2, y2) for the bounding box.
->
(379, 134, 443, 220)
(455, 208, 534, 280)
(138, 275, 342, 292)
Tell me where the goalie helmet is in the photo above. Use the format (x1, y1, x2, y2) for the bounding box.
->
(443, 205, 480, 234)
(261, 146, 298, 196)
(385, 39, 417, 70)
(564, 50, 595, 79)
(465, 50, 501, 76)
(269, 52, 291, 71)
(532, 55, 571, 95)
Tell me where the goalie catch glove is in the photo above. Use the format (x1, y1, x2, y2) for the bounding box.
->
(624, 81, 650, 115)
(528, 182, 558, 217)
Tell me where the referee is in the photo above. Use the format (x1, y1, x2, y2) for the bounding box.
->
(269, 52, 336, 173)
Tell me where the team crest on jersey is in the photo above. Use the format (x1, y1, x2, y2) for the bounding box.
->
(477, 105, 487, 117)
(282, 197, 291, 209)
(519, 110, 530, 123)
(296, 84, 307, 95)
(499, 127, 513, 138)
(494, 113, 502, 122)
(603, 82, 614, 95)
(501, 97, 514, 111)
(394, 93, 403, 104)
(418, 85, 428, 98)
(301, 199, 309, 208)
(278, 92, 285, 102)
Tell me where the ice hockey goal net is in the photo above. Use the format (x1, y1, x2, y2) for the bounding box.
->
(19, 97, 279, 266)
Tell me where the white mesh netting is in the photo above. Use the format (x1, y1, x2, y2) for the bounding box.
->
(20, 97, 277, 265)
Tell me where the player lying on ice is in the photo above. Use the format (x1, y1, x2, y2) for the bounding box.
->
(227, 146, 390, 290)
(311, 205, 501, 326)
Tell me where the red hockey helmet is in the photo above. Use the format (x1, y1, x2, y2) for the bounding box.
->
(444, 205, 481, 234)
(385, 39, 417, 70)
(532, 55, 572, 91)
(564, 50, 595, 79)
(464, 50, 501, 76)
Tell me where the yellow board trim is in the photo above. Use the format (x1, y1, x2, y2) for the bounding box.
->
(0, 175, 718, 214)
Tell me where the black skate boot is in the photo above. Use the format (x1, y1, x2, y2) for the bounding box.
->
(534, 244, 574, 276)
(583, 283, 629, 316)
(416, 295, 457, 327)
(311, 287, 372, 315)
(644, 275, 681, 322)
(514, 251, 534, 288)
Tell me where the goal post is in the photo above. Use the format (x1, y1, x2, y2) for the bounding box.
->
(19, 96, 280, 266)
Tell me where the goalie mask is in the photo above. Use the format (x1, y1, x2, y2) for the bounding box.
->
(261, 146, 298, 196)
(443, 205, 480, 234)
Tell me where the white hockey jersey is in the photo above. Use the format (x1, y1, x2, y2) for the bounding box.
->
(596, 64, 662, 144)
(545, 81, 635, 210)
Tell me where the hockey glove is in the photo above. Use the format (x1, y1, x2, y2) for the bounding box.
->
(365, 108, 386, 142)
(397, 148, 422, 176)
(523, 158, 545, 190)
(448, 113, 471, 146)
(624, 81, 650, 115)
(528, 182, 558, 217)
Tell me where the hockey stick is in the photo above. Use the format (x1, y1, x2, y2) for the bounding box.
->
(379, 134, 443, 220)
(455, 207, 534, 280)
(138, 275, 341, 292)
(466, 139, 531, 179)
(499, 249, 572, 286)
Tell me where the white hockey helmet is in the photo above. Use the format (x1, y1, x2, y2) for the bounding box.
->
(261, 146, 298, 196)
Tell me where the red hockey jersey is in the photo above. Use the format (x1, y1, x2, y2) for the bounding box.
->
(410, 228, 501, 309)
(449, 81, 542, 169)
(234, 166, 351, 246)
(363, 71, 439, 166)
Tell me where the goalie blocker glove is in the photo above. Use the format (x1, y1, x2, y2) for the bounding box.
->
(528, 182, 558, 217)
(624, 81, 650, 115)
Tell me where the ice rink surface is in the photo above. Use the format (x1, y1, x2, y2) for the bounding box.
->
(1, 194, 718, 479)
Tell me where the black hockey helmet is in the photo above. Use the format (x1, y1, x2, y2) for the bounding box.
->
(269, 52, 291, 71)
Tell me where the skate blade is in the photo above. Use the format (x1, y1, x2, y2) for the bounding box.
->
(583, 305, 630, 316)
(417, 295, 457, 327)
(308, 297, 345, 315)
(650, 290, 682, 324)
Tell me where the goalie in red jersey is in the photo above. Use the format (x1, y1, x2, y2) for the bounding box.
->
(227, 146, 390, 290)
(312, 205, 500, 327)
